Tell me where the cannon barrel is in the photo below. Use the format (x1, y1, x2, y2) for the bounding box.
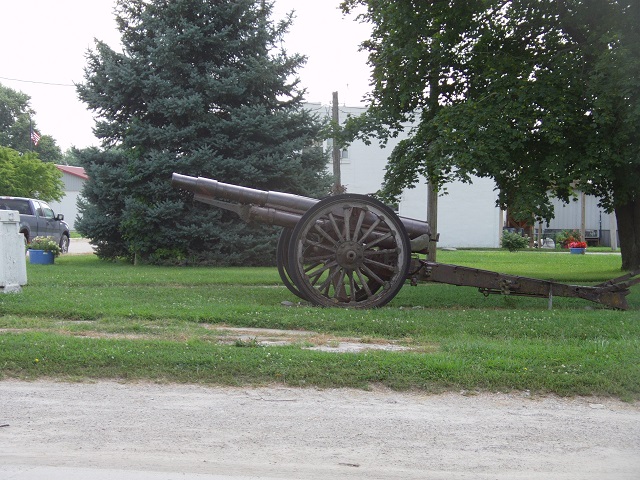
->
(172, 173, 316, 214)
(172, 173, 431, 241)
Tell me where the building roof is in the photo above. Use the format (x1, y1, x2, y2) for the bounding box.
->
(56, 165, 88, 180)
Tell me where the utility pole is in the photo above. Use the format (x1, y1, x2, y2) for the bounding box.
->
(610, 211, 618, 251)
(427, 182, 438, 262)
(580, 191, 586, 243)
(331, 91, 342, 194)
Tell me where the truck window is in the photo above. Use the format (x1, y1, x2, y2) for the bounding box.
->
(32, 201, 44, 217)
(41, 203, 55, 219)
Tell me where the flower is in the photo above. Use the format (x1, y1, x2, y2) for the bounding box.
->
(28, 236, 62, 257)
(568, 241, 587, 249)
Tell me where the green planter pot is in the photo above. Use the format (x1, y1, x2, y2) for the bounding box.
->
(569, 248, 586, 255)
(29, 249, 55, 264)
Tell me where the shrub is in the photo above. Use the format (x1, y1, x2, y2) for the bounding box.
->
(501, 231, 529, 252)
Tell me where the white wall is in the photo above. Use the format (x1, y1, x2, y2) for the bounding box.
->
(307, 103, 501, 248)
(49, 172, 84, 231)
(546, 194, 611, 231)
(437, 177, 502, 248)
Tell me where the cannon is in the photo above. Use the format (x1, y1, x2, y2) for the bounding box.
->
(172, 173, 640, 310)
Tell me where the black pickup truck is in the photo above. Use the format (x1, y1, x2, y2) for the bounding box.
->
(0, 197, 70, 253)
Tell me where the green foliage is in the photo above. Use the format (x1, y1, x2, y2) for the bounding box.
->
(0, 82, 63, 163)
(501, 231, 529, 252)
(76, 0, 330, 265)
(27, 236, 61, 257)
(341, 0, 640, 270)
(0, 146, 64, 200)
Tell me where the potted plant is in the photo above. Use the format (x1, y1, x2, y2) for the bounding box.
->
(568, 241, 587, 255)
(28, 236, 62, 264)
(557, 229, 582, 249)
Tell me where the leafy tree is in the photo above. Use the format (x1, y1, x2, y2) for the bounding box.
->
(0, 146, 64, 200)
(342, 0, 640, 271)
(76, 0, 330, 265)
(0, 83, 32, 139)
(0, 83, 63, 163)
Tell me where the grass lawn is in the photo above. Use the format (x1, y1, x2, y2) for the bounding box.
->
(1, 249, 638, 400)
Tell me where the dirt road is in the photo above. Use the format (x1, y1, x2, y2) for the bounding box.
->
(0, 380, 639, 479)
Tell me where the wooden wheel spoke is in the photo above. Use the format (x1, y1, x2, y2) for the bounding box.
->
(359, 218, 381, 243)
(302, 238, 337, 253)
(327, 213, 345, 242)
(360, 264, 386, 287)
(363, 248, 398, 257)
(348, 270, 357, 302)
(343, 207, 353, 241)
(302, 260, 322, 273)
(332, 268, 349, 301)
(363, 257, 397, 272)
(352, 209, 366, 242)
(307, 261, 337, 284)
(313, 223, 338, 246)
(303, 254, 335, 263)
(318, 265, 342, 294)
(355, 269, 373, 297)
(363, 231, 393, 249)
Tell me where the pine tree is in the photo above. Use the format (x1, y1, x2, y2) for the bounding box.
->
(76, 0, 330, 264)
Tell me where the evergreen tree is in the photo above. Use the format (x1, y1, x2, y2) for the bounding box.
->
(77, 0, 330, 264)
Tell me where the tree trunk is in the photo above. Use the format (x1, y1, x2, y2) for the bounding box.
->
(615, 198, 640, 271)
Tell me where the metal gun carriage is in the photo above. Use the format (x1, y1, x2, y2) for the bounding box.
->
(172, 173, 640, 310)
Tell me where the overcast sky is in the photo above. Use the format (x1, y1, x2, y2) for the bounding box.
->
(0, 0, 371, 151)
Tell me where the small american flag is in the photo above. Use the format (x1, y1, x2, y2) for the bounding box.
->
(30, 128, 41, 146)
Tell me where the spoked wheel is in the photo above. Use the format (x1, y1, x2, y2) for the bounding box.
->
(276, 228, 307, 301)
(288, 194, 411, 308)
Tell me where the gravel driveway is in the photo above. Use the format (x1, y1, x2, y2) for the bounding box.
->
(1, 380, 639, 479)
(67, 238, 95, 255)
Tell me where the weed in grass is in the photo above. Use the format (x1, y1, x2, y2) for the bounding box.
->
(234, 338, 261, 348)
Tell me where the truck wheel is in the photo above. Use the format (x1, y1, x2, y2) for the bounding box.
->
(60, 234, 70, 254)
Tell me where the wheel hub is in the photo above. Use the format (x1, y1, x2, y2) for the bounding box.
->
(335, 241, 364, 269)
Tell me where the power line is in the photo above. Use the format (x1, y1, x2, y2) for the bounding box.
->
(0, 75, 75, 87)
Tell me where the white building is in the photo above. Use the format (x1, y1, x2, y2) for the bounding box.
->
(544, 194, 617, 247)
(50, 165, 87, 231)
(306, 103, 502, 248)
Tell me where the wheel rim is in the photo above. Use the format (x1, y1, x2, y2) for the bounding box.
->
(276, 228, 308, 301)
(288, 194, 411, 308)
